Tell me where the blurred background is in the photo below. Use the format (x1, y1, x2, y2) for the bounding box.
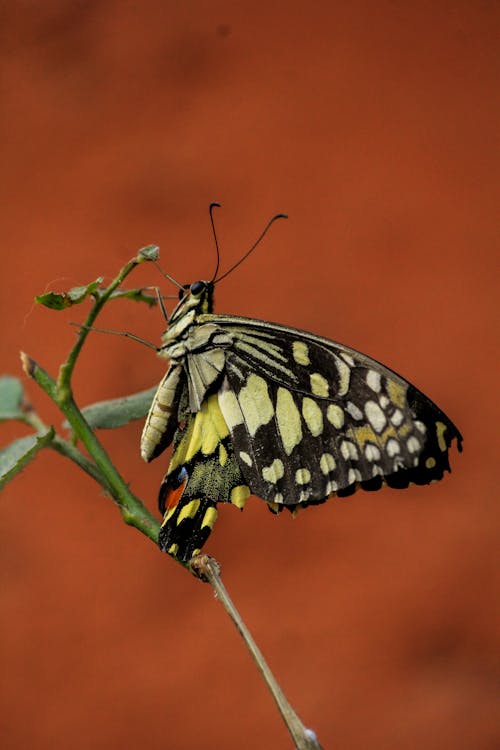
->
(1, 2, 498, 749)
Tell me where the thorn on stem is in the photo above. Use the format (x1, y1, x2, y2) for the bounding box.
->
(20, 351, 36, 378)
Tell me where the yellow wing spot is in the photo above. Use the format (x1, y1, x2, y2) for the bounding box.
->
(230, 485, 250, 509)
(310, 372, 329, 397)
(293, 340, 310, 366)
(219, 443, 228, 466)
(274, 492, 284, 503)
(354, 424, 379, 446)
(436, 421, 448, 452)
(302, 397, 323, 437)
(320, 452, 336, 474)
(387, 380, 407, 409)
(177, 499, 201, 525)
(334, 357, 351, 396)
(276, 388, 302, 455)
(425, 457, 436, 469)
(162, 505, 177, 524)
(326, 403, 344, 429)
(218, 387, 244, 429)
(295, 468, 311, 485)
(238, 374, 274, 436)
(239, 451, 252, 467)
(168, 543, 179, 556)
(262, 458, 285, 483)
(201, 506, 218, 530)
(173, 394, 230, 467)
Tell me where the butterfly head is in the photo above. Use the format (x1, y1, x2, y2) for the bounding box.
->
(167, 279, 215, 327)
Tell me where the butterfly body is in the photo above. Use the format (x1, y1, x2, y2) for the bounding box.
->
(141, 280, 462, 562)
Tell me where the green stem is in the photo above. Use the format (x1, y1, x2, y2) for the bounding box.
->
(21, 352, 163, 548)
(57, 255, 147, 395)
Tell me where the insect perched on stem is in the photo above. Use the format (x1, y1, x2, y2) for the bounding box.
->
(141, 205, 462, 562)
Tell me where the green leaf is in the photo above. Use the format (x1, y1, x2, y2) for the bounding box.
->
(35, 277, 104, 309)
(0, 376, 24, 420)
(64, 386, 157, 431)
(137, 245, 160, 262)
(0, 428, 55, 489)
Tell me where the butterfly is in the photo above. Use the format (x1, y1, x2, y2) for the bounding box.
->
(141, 209, 462, 562)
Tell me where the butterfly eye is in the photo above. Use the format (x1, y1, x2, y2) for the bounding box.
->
(190, 281, 205, 295)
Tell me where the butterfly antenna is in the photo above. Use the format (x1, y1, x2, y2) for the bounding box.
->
(214, 212, 288, 284)
(209, 201, 222, 282)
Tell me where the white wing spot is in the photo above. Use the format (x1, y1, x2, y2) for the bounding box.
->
(293, 340, 310, 366)
(407, 436, 421, 453)
(326, 404, 344, 428)
(365, 400, 387, 433)
(390, 409, 404, 426)
(295, 468, 311, 485)
(365, 443, 381, 461)
(239, 451, 252, 467)
(274, 492, 284, 504)
(262, 458, 285, 484)
(326, 480, 338, 494)
(340, 440, 358, 460)
(379, 395, 389, 408)
(366, 370, 382, 393)
(320, 452, 336, 474)
(348, 468, 362, 484)
(386, 438, 400, 457)
(346, 401, 363, 420)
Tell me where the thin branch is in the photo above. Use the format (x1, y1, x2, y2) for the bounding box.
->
(21, 351, 163, 548)
(190, 555, 324, 750)
(57, 253, 150, 397)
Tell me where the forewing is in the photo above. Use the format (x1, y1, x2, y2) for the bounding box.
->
(211, 315, 462, 509)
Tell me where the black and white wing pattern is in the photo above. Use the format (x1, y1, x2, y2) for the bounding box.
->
(141, 276, 462, 563)
(206, 314, 462, 511)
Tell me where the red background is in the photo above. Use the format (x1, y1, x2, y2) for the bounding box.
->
(1, 3, 498, 749)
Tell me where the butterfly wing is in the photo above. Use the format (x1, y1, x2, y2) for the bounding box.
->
(202, 314, 462, 511)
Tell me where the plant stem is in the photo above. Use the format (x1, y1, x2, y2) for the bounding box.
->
(191, 555, 324, 750)
(21, 352, 163, 548)
(57, 254, 148, 395)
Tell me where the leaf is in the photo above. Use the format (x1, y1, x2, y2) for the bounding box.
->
(0, 376, 24, 420)
(64, 386, 157, 430)
(137, 245, 160, 262)
(35, 278, 104, 309)
(0, 428, 55, 489)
